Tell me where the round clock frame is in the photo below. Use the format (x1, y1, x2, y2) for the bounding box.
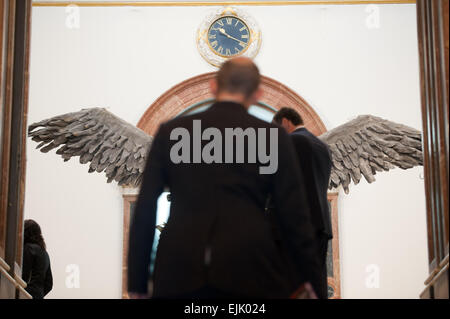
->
(196, 7, 262, 67)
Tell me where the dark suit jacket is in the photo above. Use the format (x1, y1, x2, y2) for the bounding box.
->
(22, 243, 53, 299)
(290, 128, 333, 240)
(128, 101, 320, 298)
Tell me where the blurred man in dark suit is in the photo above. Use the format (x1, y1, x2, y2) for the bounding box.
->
(273, 107, 333, 299)
(128, 58, 320, 299)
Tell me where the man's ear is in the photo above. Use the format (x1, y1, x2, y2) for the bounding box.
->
(281, 118, 293, 132)
(246, 87, 263, 107)
(209, 79, 218, 96)
(254, 87, 263, 102)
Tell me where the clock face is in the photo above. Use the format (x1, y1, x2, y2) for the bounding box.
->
(197, 7, 261, 67)
(207, 16, 251, 57)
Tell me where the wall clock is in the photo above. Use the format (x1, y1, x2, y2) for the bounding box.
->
(197, 7, 262, 67)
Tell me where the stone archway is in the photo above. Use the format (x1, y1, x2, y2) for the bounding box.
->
(137, 72, 327, 136)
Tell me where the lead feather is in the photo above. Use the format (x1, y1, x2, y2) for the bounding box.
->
(28, 108, 153, 187)
(319, 115, 423, 194)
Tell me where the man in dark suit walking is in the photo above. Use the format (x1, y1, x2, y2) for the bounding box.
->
(273, 107, 333, 299)
(128, 58, 320, 299)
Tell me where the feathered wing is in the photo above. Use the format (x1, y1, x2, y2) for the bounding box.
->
(319, 115, 423, 194)
(28, 108, 153, 187)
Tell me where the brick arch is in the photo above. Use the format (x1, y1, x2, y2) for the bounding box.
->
(137, 72, 327, 136)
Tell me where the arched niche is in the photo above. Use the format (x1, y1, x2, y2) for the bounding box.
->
(137, 72, 327, 136)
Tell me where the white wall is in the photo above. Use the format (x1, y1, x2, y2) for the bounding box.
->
(25, 3, 428, 298)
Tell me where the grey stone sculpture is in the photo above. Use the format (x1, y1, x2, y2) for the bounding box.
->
(28, 108, 423, 194)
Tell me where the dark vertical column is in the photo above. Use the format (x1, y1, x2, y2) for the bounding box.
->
(0, 0, 16, 299)
(15, 0, 32, 272)
(4, 0, 30, 274)
(0, 0, 32, 299)
(417, 0, 449, 299)
(0, 0, 8, 261)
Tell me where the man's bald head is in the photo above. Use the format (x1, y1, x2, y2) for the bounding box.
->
(216, 57, 261, 99)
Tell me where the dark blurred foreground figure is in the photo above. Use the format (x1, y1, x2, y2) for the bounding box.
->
(273, 107, 332, 299)
(128, 57, 320, 299)
(22, 219, 53, 299)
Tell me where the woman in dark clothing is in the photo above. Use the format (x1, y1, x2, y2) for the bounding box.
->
(22, 219, 53, 299)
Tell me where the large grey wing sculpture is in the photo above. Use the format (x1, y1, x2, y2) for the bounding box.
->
(28, 108, 153, 187)
(319, 115, 423, 194)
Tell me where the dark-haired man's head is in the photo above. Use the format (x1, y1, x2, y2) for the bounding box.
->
(211, 57, 262, 108)
(272, 107, 304, 133)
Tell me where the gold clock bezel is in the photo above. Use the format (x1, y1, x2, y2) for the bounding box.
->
(196, 7, 262, 67)
(206, 15, 252, 58)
